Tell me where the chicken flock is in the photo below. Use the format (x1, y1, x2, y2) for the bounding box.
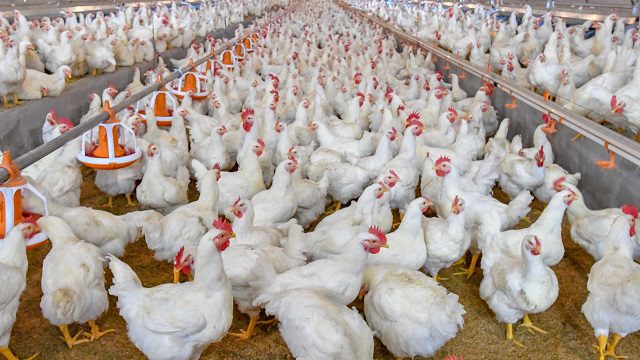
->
(1, 1, 639, 360)
(364, 0, 640, 139)
(0, 0, 267, 104)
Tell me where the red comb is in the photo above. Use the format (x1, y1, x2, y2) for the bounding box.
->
(232, 197, 242, 207)
(542, 113, 551, 124)
(552, 176, 566, 188)
(389, 169, 399, 179)
(212, 163, 221, 171)
(621, 204, 639, 219)
(368, 225, 387, 244)
(448, 107, 458, 116)
(212, 217, 233, 233)
(610, 95, 617, 109)
(57, 117, 74, 128)
(406, 111, 421, 123)
(435, 156, 451, 166)
(257, 138, 265, 148)
(175, 246, 185, 265)
(453, 195, 460, 206)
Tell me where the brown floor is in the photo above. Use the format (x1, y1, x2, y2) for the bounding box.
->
(8, 167, 640, 360)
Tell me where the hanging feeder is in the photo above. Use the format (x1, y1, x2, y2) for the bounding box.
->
(242, 36, 255, 53)
(251, 32, 260, 43)
(0, 152, 48, 249)
(168, 69, 210, 100)
(197, 57, 221, 76)
(77, 101, 142, 170)
(220, 49, 237, 70)
(136, 82, 177, 127)
(233, 43, 247, 61)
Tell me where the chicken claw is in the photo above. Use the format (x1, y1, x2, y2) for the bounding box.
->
(505, 324, 524, 348)
(0, 347, 38, 360)
(604, 334, 627, 359)
(104, 196, 113, 208)
(227, 316, 258, 341)
(519, 314, 548, 335)
(593, 334, 608, 360)
(453, 253, 479, 279)
(58, 324, 90, 348)
(83, 320, 115, 341)
(125, 193, 138, 207)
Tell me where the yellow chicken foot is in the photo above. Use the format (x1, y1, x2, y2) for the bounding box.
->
(453, 253, 479, 279)
(519, 314, 548, 335)
(0, 347, 38, 360)
(125, 193, 138, 207)
(452, 255, 466, 266)
(433, 273, 448, 282)
(104, 196, 113, 208)
(505, 324, 524, 347)
(604, 333, 627, 359)
(257, 317, 278, 326)
(92, 69, 99, 76)
(12, 94, 21, 105)
(228, 315, 258, 340)
(3, 95, 8, 107)
(83, 320, 115, 341)
(187, 274, 194, 281)
(594, 334, 608, 360)
(58, 324, 89, 348)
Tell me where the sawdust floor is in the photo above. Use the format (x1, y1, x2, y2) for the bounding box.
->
(9, 167, 640, 360)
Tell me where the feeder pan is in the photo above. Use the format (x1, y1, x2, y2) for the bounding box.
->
(168, 71, 209, 100)
(242, 36, 255, 53)
(220, 49, 237, 70)
(136, 89, 177, 127)
(77, 101, 142, 170)
(233, 43, 247, 61)
(197, 58, 221, 76)
(0, 152, 49, 249)
(250, 32, 260, 43)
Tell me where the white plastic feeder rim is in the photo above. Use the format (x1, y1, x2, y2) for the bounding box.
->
(77, 123, 142, 167)
(0, 183, 49, 249)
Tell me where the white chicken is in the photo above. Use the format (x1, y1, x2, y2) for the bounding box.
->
(263, 289, 374, 360)
(0, 223, 40, 360)
(38, 216, 112, 348)
(480, 234, 559, 344)
(362, 266, 465, 358)
(136, 144, 189, 214)
(108, 219, 234, 360)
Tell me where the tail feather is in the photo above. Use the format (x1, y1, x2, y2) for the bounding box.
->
(107, 254, 143, 298)
(503, 190, 533, 230)
(494, 118, 510, 141)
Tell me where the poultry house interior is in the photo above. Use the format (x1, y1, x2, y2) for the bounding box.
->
(0, 0, 640, 359)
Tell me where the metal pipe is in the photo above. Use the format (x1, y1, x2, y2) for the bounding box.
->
(1, 8, 286, 183)
(340, 1, 640, 167)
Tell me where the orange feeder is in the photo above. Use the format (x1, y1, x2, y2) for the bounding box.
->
(251, 32, 260, 42)
(233, 43, 247, 61)
(136, 88, 177, 127)
(242, 37, 255, 53)
(77, 101, 142, 170)
(168, 71, 209, 100)
(0, 152, 48, 249)
(220, 49, 237, 70)
(197, 58, 221, 76)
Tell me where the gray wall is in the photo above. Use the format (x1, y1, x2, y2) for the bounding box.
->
(0, 19, 250, 158)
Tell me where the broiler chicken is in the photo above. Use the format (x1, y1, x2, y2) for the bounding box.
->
(38, 216, 113, 348)
(108, 220, 234, 360)
(0, 223, 40, 360)
(136, 144, 188, 214)
(480, 234, 559, 344)
(362, 266, 465, 358)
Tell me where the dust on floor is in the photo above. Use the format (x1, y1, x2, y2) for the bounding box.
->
(9, 168, 640, 359)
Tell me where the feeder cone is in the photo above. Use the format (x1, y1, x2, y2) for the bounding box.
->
(183, 73, 198, 94)
(222, 51, 234, 66)
(0, 152, 26, 238)
(243, 37, 252, 49)
(94, 102, 125, 158)
(154, 92, 171, 118)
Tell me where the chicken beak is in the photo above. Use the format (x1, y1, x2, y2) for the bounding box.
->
(381, 243, 390, 249)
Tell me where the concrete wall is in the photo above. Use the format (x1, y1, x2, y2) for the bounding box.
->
(0, 19, 251, 158)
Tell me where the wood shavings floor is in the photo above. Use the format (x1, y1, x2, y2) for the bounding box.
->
(9, 168, 640, 359)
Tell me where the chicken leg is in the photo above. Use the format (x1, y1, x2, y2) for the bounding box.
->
(432, 273, 448, 282)
(604, 333, 627, 359)
(594, 334, 608, 360)
(125, 193, 138, 207)
(228, 315, 258, 341)
(58, 324, 89, 348)
(0, 347, 38, 360)
(83, 320, 115, 341)
(519, 314, 547, 335)
(104, 196, 113, 208)
(505, 323, 524, 347)
(12, 94, 21, 105)
(454, 253, 479, 279)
